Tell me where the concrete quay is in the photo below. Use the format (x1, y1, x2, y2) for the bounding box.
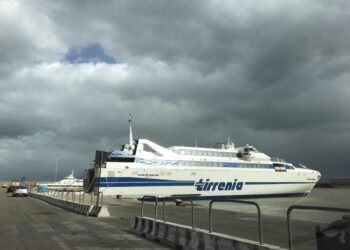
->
(27, 190, 338, 250)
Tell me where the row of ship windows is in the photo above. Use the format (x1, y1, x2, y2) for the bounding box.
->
(178, 161, 275, 169)
(172, 149, 237, 157)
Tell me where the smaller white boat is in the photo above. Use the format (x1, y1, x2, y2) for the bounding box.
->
(42, 170, 83, 190)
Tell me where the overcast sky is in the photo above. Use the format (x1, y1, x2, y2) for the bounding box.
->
(1, 0, 350, 181)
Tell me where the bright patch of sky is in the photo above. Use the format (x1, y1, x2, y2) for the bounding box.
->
(64, 43, 117, 64)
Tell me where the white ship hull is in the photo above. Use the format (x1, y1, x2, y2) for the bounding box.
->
(95, 162, 319, 199)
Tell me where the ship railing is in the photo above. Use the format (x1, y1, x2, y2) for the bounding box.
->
(209, 199, 263, 244)
(287, 205, 350, 250)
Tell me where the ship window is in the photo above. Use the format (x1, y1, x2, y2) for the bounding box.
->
(208, 151, 213, 156)
(107, 171, 115, 177)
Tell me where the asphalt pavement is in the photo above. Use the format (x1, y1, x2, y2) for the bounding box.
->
(0, 189, 170, 250)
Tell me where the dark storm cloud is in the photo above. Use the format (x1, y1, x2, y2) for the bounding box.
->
(1, 0, 350, 180)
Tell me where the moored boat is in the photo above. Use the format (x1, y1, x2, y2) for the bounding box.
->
(42, 170, 83, 191)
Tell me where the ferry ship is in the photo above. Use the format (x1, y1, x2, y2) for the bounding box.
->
(84, 116, 321, 200)
(42, 170, 83, 190)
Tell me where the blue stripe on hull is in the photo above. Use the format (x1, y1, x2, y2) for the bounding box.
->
(98, 177, 314, 187)
(141, 192, 309, 201)
(100, 177, 183, 182)
(245, 181, 315, 185)
(99, 182, 194, 187)
(98, 177, 195, 187)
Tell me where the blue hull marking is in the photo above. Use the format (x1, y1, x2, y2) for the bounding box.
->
(141, 192, 310, 201)
(245, 182, 315, 185)
(99, 177, 195, 188)
(97, 177, 315, 188)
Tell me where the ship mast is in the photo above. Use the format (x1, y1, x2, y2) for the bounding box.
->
(129, 113, 133, 145)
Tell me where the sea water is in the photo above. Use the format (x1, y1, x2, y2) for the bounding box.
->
(199, 188, 350, 223)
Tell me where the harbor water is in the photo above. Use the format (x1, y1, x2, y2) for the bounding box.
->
(200, 188, 350, 223)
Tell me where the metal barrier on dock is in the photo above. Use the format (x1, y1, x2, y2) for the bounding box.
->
(140, 196, 263, 242)
(209, 199, 263, 244)
(138, 196, 266, 248)
(139, 195, 350, 249)
(140, 195, 197, 229)
(287, 205, 350, 250)
(29, 188, 105, 216)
